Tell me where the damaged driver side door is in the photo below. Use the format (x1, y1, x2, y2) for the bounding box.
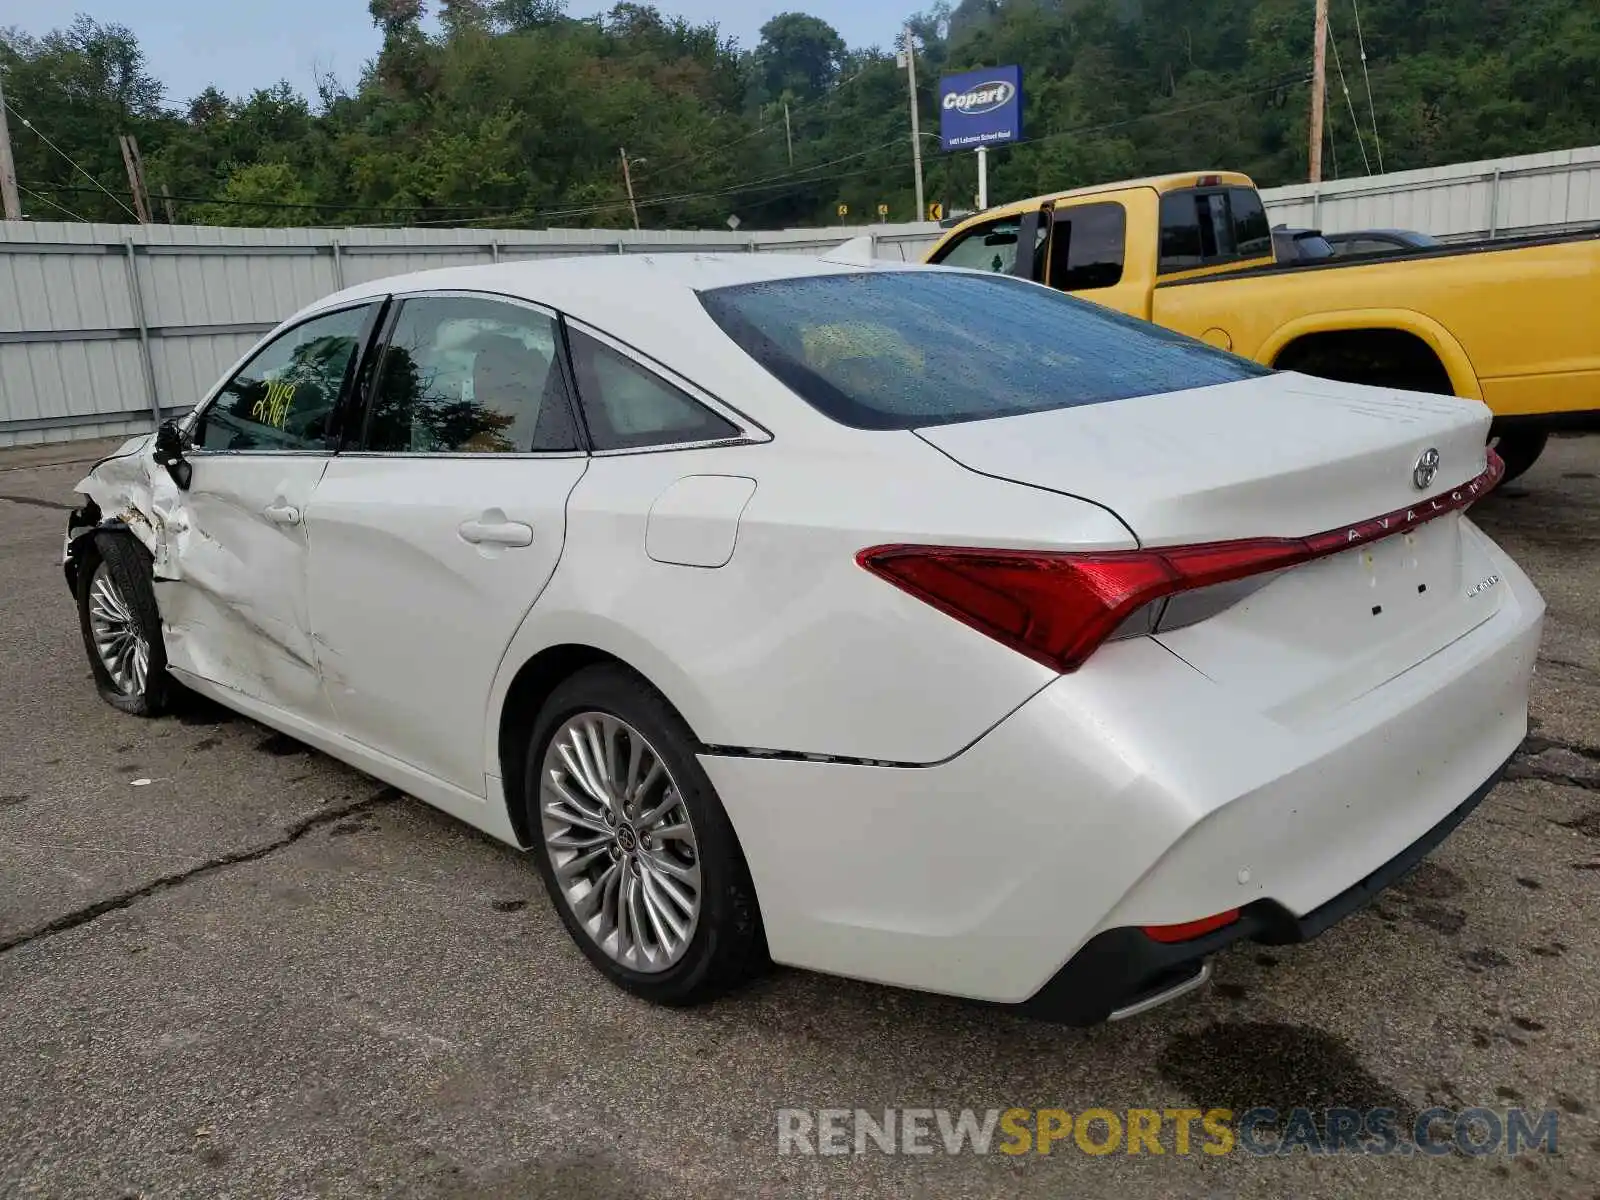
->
(163, 300, 384, 722)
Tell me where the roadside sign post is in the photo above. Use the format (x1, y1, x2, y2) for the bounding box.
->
(938, 66, 1022, 214)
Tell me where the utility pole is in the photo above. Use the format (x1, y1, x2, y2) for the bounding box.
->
(783, 101, 794, 167)
(1309, 0, 1329, 183)
(118, 135, 151, 223)
(902, 25, 925, 223)
(128, 135, 152, 222)
(160, 183, 176, 224)
(619, 146, 640, 230)
(0, 66, 21, 221)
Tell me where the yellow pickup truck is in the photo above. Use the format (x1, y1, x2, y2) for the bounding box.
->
(924, 170, 1600, 481)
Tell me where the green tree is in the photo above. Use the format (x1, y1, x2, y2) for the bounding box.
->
(4, 0, 1600, 230)
(752, 12, 847, 103)
(190, 161, 318, 226)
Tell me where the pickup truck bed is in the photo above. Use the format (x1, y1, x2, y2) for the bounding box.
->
(1153, 226, 1600, 430)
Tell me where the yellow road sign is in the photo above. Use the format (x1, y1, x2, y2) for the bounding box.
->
(927, 201, 944, 221)
(837, 203, 849, 217)
(877, 203, 889, 217)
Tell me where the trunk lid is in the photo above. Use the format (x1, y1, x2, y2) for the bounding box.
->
(915, 372, 1505, 719)
(914, 371, 1491, 545)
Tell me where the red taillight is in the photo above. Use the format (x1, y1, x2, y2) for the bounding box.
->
(858, 450, 1504, 673)
(1141, 909, 1241, 943)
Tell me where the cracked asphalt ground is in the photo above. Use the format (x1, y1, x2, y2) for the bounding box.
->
(2, 435, 1598, 1200)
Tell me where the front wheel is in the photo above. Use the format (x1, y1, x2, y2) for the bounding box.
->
(524, 664, 766, 1006)
(75, 531, 171, 716)
(1491, 430, 1549, 485)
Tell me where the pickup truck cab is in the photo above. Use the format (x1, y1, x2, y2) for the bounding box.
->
(925, 171, 1600, 480)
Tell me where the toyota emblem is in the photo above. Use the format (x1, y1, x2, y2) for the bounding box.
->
(1413, 447, 1440, 491)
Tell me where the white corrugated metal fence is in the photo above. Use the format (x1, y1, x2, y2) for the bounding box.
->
(3, 143, 1597, 448)
(0, 223, 940, 449)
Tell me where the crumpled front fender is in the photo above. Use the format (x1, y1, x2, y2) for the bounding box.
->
(63, 433, 190, 583)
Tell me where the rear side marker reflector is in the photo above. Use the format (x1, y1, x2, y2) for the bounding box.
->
(859, 450, 1504, 674)
(1142, 909, 1241, 943)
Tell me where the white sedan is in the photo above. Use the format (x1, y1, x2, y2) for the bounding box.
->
(64, 252, 1543, 1024)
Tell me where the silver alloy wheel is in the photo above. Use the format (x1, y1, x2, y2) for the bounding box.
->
(87, 563, 149, 696)
(539, 712, 702, 973)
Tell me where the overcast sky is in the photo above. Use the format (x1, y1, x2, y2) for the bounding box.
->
(9, 2, 911, 107)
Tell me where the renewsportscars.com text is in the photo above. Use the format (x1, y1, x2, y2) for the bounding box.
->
(776, 1106, 1559, 1157)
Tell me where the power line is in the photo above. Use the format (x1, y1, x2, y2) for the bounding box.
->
(1007, 76, 1312, 154)
(1323, 65, 1342, 180)
(439, 83, 1303, 230)
(19, 79, 1312, 231)
(4, 100, 141, 221)
(1350, 0, 1385, 172)
(18, 183, 86, 222)
(635, 62, 881, 186)
(1324, 13, 1373, 174)
(19, 180, 517, 219)
(430, 137, 910, 229)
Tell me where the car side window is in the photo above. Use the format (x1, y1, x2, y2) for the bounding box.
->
(566, 329, 739, 452)
(359, 295, 581, 454)
(1046, 202, 1127, 292)
(930, 218, 1046, 275)
(195, 304, 376, 451)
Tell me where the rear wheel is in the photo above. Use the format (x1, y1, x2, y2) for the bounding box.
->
(1490, 430, 1548, 485)
(523, 664, 765, 1005)
(75, 531, 170, 716)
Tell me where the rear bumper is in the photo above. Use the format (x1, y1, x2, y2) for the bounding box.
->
(701, 530, 1543, 1016)
(1015, 754, 1511, 1026)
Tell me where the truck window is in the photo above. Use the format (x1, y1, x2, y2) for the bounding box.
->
(1159, 187, 1273, 274)
(1046, 202, 1127, 292)
(1230, 187, 1273, 258)
(930, 217, 1045, 276)
(1159, 192, 1209, 272)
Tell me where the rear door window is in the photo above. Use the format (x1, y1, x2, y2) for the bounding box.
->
(698, 270, 1269, 431)
(1159, 187, 1274, 274)
(359, 295, 581, 454)
(565, 329, 740, 451)
(1046, 203, 1127, 292)
(1229, 188, 1273, 258)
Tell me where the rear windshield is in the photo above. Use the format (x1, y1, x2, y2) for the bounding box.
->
(697, 270, 1270, 430)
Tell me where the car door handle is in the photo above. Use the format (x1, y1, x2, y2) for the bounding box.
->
(458, 518, 534, 548)
(264, 503, 301, 526)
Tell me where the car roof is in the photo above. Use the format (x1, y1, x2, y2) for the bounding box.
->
(318, 251, 892, 315)
(288, 252, 923, 442)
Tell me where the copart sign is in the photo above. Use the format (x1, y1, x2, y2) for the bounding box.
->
(938, 65, 1023, 151)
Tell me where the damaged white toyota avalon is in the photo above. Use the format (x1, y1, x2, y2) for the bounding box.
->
(64, 253, 1542, 1025)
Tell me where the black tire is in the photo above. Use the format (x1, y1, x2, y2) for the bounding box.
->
(523, 664, 766, 1006)
(1492, 430, 1549, 485)
(75, 531, 171, 717)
